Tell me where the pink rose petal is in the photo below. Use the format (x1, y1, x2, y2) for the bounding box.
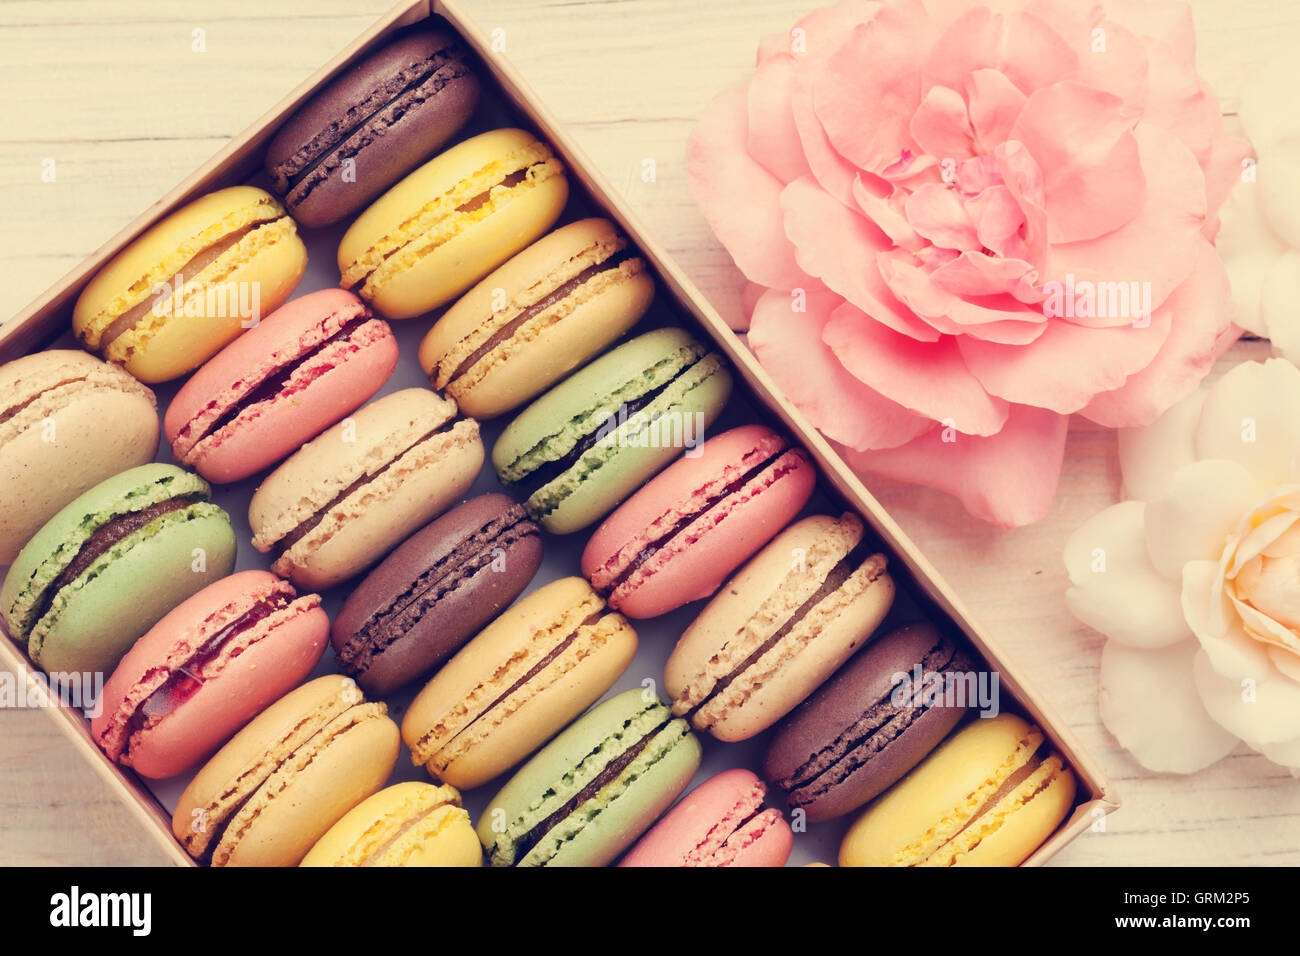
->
(687, 85, 820, 291)
(1081, 240, 1239, 427)
(823, 303, 1009, 435)
(1045, 123, 1206, 318)
(758, 0, 882, 64)
(1009, 81, 1146, 243)
(840, 402, 1068, 527)
(851, 175, 923, 250)
(958, 311, 1172, 414)
(790, 68, 860, 207)
(905, 183, 982, 251)
(746, 53, 810, 184)
(781, 177, 942, 341)
(749, 288, 931, 450)
(966, 69, 1028, 152)
(815, 0, 933, 172)
(908, 85, 974, 162)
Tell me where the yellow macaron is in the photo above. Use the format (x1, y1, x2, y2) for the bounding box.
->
(73, 185, 306, 383)
(338, 128, 568, 319)
(301, 782, 482, 867)
(839, 713, 1076, 867)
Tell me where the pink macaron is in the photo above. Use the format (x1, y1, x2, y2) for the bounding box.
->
(619, 768, 794, 867)
(91, 570, 329, 779)
(581, 424, 815, 618)
(164, 288, 398, 483)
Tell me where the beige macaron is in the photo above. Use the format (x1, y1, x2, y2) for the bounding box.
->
(417, 218, 655, 419)
(402, 576, 637, 790)
(173, 675, 400, 867)
(249, 387, 483, 590)
(0, 350, 159, 564)
(665, 513, 895, 742)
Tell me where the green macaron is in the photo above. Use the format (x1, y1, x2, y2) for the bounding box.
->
(1, 462, 236, 676)
(492, 327, 732, 534)
(478, 687, 702, 867)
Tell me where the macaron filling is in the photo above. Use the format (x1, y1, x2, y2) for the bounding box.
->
(171, 308, 387, 463)
(591, 440, 808, 600)
(335, 505, 540, 677)
(776, 638, 971, 809)
(276, 43, 473, 202)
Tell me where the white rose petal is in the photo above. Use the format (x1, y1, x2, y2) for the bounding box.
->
(1117, 387, 1206, 502)
(1260, 250, 1300, 364)
(1193, 359, 1300, 488)
(1143, 460, 1256, 578)
(1257, 737, 1300, 771)
(1064, 501, 1191, 648)
(1194, 649, 1300, 750)
(1239, 56, 1300, 153)
(1099, 641, 1239, 774)
(1182, 559, 1272, 679)
(1270, 645, 1300, 684)
(1216, 181, 1283, 338)
(1258, 141, 1300, 249)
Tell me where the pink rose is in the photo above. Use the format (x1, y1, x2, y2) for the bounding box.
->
(688, 0, 1248, 527)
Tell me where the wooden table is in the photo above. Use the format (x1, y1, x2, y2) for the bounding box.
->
(3, 0, 1298, 866)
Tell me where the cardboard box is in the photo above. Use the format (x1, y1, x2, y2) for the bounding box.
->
(0, 0, 1118, 867)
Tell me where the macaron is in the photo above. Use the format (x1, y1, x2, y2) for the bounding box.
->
(0, 350, 158, 564)
(338, 128, 568, 319)
(73, 185, 307, 383)
(478, 688, 702, 867)
(248, 387, 483, 590)
(165, 289, 397, 484)
(764, 622, 978, 822)
(838, 713, 1077, 867)
(418, 218, 655, 420)
(265, 31, 481, 228)
(332, 493, 543, 695)
(301, 782, 481, 867)
(174, 674, 400, 867)
(666, 513, 894, 743)
(493, 328, 733, 534)
(582, 424, 817, 619)
(401, 577, 637, 791)
(619, 768, 793, 867)
(1, 463, 236, 676)
(91, 570, 328, 779)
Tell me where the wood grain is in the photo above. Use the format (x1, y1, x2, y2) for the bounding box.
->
(3, 0, 1299, 866)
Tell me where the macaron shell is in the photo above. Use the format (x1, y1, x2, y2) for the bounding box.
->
(620, 768, 790, 867)
(450, 267, 654, 420)
(267, 33, 481, 228)
(348, 530, 543, 695)
(669, 517, 895, 743)
(125, 600, 328, 779)
(165, 289, 397, 483)
(764, 623, 971, 822)
(536, 360, 732, 535)
(0, 352, 158, 564)
(224, 709, 400, 866)
(582, 426, 817, 619)
(301, 782, 481, 867)
(339, 128, 567, 319)
(726, 811, 795, 867)
(30, 509, 236, 676)
(836, 713, 1073, 867)
(544, 722, 701, 867)
(278, 432, 482, 590)
(951, 765, 1075, 867)
(121, 229, 307, 383)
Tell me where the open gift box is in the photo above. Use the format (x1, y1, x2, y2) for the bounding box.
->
(0, 0, 1118, 866)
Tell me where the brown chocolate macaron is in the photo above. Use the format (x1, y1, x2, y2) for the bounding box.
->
(763, 622, 978, 822)
(331, 493, 542, 695)
(265, 30, 481, 228)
